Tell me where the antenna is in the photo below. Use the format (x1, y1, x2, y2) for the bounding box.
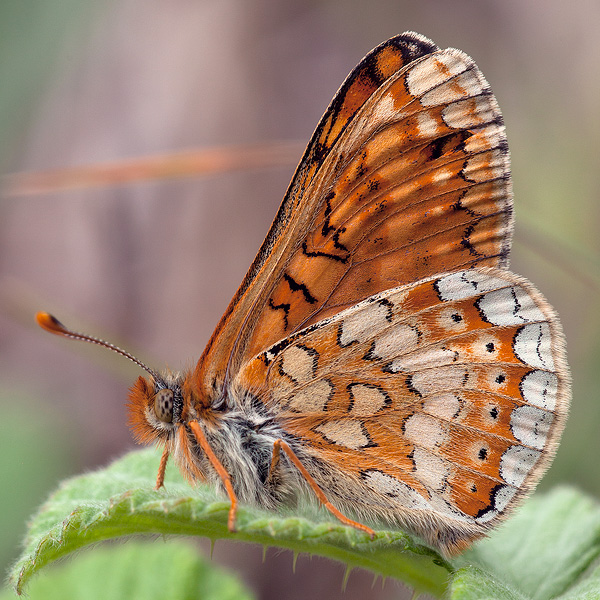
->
(36, 312, 161, 381)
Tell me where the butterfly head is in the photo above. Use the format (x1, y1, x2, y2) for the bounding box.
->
(127, 372, 185, 443)
(126, 369, 216, 447)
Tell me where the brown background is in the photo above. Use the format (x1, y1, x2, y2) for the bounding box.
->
(2, 1, 599, 598)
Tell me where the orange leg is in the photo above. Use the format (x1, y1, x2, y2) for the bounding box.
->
(273, 439, 375, 539)
(266, 438, 281, 485)
(188, 421, 238, 532)
(176, 425, 207, 482)
(155, 446, 170, 489)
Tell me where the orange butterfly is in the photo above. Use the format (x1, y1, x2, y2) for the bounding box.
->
(37, 32, 569, 555)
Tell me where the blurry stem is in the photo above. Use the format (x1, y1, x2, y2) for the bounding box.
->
(2, 141, 303, 197)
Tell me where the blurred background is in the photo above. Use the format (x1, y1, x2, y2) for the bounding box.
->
(1, 1, 599, 598)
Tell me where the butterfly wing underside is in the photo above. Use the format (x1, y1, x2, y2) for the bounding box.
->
(237, 267, 568, 552)
(195, 32, 514, 398)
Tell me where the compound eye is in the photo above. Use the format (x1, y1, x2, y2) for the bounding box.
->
(154, 388, 174, 423)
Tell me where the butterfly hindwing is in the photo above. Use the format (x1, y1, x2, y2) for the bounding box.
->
(235, 267, 567, 551)
(196, 32, 513, 397)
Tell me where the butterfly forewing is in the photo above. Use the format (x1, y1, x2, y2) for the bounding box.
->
(196, 33, 513, 396)
(234, 267, 567, 551)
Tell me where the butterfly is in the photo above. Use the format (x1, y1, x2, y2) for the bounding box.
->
(37, 32, 569, 556)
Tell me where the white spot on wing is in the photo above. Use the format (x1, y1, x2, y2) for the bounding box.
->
(370, 92, 401, 126)
(410, 365, 468, 395)
(415, 111, 440, 137)
(349, 384, 388, 416)
(475, 486, 516, 523)
(280, 346, 316, 383)
(372, 323, 420, 360)
(270, 377, 294, 405)
(500, 445, 540, 486)
(362, 470, 429, 508)
(520, 370, 558, 411)
(339, 301, 390, 347)
(412, 447, 449, 491)
(315, 420, 369, 450)
(404, 413, 447, 449)
(287, 379, 333, 413)
(422, 393, 461, 420)
(511, 405, 554, 450)
(406, 52, 469, 99)
(493, 486, 517, 512)
(421, 68, 485, 107)
(478, 286, 546, 326)
(436, 270, 509, 301)
(463, 123, 505, 153)
(431, 167, 453, 183)
(513, 323, 555, 370)
(388, 347, 457, 373)
(441, 96, 499, 129)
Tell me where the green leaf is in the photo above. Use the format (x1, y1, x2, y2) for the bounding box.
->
(556, 564, 600, 600)
(10, 449, 600, 599)
(2, 540, 254, 600)
(449, 565, 527, 600)
(9, 448, 450, 597)
(0, 394, 76, 577)
(452, 487, 600, 600)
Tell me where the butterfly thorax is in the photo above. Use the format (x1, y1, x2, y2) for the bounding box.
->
(128, 370, 302, 507)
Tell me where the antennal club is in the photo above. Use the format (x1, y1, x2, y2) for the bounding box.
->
(36, 312, 161, 381)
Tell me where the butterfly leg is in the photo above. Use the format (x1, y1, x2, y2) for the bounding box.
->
(155, 446, 170, 489)
(265, 439, 282, 488)
(189, 421, 238, 532)
(272, 439, 375, 539)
